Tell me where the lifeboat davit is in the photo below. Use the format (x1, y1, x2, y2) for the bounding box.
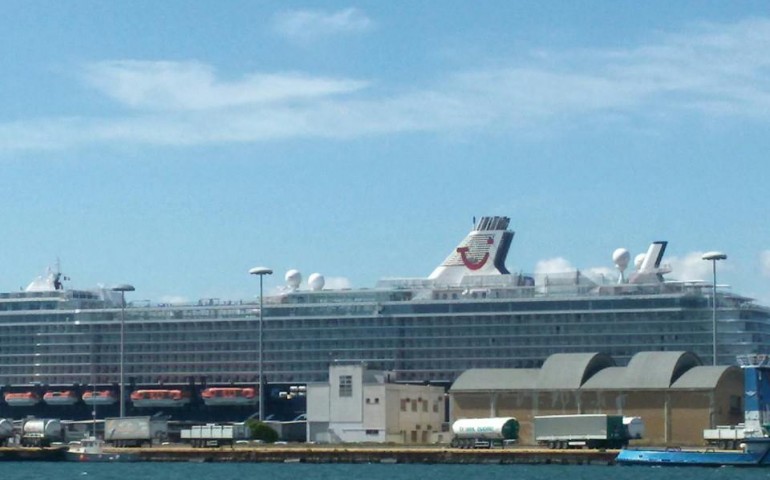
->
(43, 390, 78, 406)
(4, 391, 41, 407)
(201, 387, 257, 406)
(130, 389, 190, 408)
(82, 390, 117, 406)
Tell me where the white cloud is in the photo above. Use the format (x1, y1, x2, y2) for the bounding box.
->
(272, 8, 373, 42)
(534, 257, 575, 275)
(666, 251, 732, 283)
(158, 295, 189, 305)
(4, 17, 770, 151)
(83, 61, 367, 111)
(319, 276, 352, 290)
(761, 250, 770, 277)
(584, 266, 617, 284)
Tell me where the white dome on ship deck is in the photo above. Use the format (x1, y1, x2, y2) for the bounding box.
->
(285, 269, 302, 290)
(308, 273, 325, 291)
(613, 248, 630, 270)
(634, 253, 646, 270)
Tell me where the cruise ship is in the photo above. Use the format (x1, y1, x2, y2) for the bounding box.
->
(1, 216, 769, 421)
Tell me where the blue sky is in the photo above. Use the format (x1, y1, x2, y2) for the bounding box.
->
(1, 2, 769, 304)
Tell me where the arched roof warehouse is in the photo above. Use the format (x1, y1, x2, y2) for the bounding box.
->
(450, 351, 732, 393)
(537, 353, 615, 389)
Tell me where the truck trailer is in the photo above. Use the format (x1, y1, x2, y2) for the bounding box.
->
(180, 423, 249, 447)
(105, 416, 168, 447)
(0, 418, 13, 446)
(21, 418, 63, 447)
(703, 424, 756, 450)
(534, 414, 641, 449)
(450, 417, 519, 449)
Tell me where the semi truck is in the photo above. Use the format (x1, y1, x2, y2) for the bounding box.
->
(21, 418, 63, 447)
(180, 423, 249, 447)
(450, 417, 519, 449)
(105, 416, 168, 447)
(534, 414, 643, 449)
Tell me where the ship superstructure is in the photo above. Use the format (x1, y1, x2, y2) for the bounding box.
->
(0, 216, 769, 421)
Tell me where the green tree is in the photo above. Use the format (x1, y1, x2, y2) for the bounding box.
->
(246, 419, 279, 443)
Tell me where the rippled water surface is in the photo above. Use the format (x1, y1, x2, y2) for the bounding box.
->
(5, 462, 770, 480)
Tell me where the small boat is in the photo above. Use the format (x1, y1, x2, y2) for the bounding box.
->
(4, 391, 41, 407)
(130, 389, 190, 408)
(66, 436, 138, 462)
(201, 387, 257, 406)
(43, 390, 79, 406)
(82, 390, 117, 406)
(616, 437, 770, 467)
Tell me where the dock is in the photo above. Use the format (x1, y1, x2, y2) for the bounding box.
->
(127, 445, 619, 464)
(0, 446, 68, 461)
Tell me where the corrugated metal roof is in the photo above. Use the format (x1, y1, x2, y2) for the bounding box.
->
(450, 351, 714, 392)
(624, 351, 702, 388)
(671, 365, 740, 389)
(450, 368, 539, 392)
(580, 366, 628, 389)
(537, 352, 615, 389)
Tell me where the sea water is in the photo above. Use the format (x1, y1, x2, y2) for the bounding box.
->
(6, 463, 770, 480)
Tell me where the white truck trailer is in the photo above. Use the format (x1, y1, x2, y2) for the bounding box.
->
(180, 423, 250, 447)
(105, 416, 168, 447)
(534, 414, 641, 449)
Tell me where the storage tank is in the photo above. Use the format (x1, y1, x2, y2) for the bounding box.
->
(0, 418, 13, 438)
(623, 416, 645, 440)
(21, 418, 62, 447)
(450, 417, 519, 448)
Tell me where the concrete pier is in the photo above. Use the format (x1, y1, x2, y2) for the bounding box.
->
(128, 445, 619, 465)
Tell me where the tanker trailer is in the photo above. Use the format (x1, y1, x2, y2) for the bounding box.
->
(21, 418, 63, 447)
(450, 417, 519, 449)
(0, 418, 13, 446)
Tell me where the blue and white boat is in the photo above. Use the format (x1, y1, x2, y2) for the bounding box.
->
(616, 438, 770, 466)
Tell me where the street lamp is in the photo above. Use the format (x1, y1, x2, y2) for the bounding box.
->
(701, 252, 727, 366)
(112, 284, 135, 417)
(249, 267, 272, 422)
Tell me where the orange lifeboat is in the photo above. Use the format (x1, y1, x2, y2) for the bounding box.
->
(4, 391, 41, 407)
(130, 389, 190, 408)
(82, 390, 117, 406)
(201, 387, 257, 406)
(43, 390, 78, 406)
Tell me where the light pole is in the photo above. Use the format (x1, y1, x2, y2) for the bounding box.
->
(112, 284, 135, 418)
(701, 252, 726, 366)
(249, 267, 272, 422)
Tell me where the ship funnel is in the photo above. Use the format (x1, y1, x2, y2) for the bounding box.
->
(428, 216, 514, 285)
(629, 241, 672, 284)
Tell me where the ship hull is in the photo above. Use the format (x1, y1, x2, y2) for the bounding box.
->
(617, 447, 770, 467)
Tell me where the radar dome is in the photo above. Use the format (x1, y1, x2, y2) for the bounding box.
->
(285, 269, 302, 290)
(612, 248, 630, 269)
(634, 253, 646, 270)
(308, 273, 325, 291)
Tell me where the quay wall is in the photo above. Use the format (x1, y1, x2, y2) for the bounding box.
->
(131, 446, 618, 465)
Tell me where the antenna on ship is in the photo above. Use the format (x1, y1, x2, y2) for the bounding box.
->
(613, 248, 630, 284)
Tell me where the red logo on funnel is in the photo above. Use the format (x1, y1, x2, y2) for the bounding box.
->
(457, 237, 494, 270)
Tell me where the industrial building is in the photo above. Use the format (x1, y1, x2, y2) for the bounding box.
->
(450, 351, 743, 446)
(306, 363, 445, 444)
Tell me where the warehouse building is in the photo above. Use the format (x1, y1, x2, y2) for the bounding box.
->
(450, 351, 743, 446)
